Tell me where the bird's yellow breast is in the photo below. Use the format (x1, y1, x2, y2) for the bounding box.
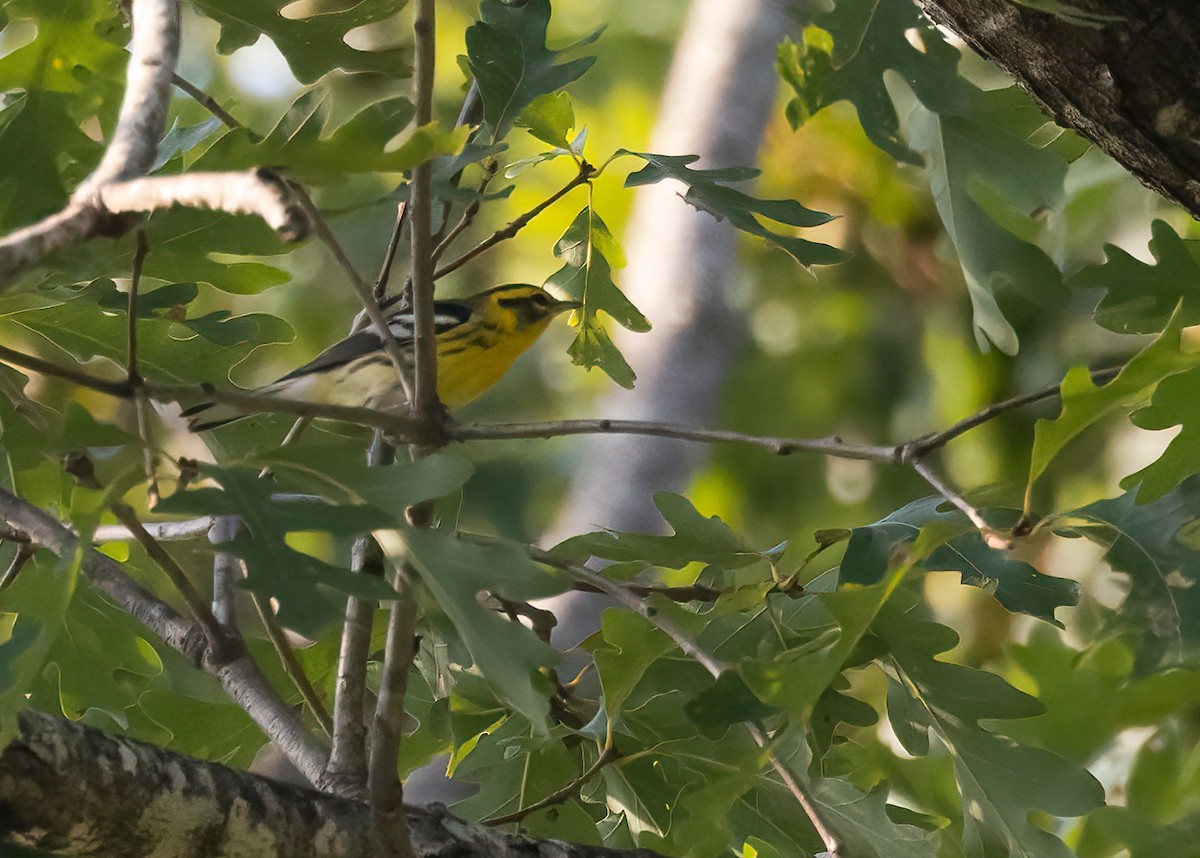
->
(435, 314, 553, 408)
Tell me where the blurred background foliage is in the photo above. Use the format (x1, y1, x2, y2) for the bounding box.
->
(4, 0, 1200, 855)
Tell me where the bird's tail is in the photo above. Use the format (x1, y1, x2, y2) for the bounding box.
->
(181, 400, 244, 432)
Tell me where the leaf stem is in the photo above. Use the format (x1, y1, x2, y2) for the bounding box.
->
(432, 161, 595, 281)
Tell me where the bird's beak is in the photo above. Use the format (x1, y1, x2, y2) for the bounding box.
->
(554, 298, 582, 313)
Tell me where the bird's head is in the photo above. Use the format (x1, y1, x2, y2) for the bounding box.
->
(479, 284, 580, 329)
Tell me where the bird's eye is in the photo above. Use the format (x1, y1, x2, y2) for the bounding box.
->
(531, 292, 551, 307)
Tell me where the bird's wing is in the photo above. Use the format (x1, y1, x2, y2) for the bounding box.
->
(276, 301, 475, 382)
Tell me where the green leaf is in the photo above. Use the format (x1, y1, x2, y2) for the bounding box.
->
(840, 497, 1078, 623)
(515, 92, 577, 149)
(389, 529, 563, 729)
(1124, 366, 1200, 501)
(1070, 219, 1200, 335)
(154, 465, 397, 636)
(0, 289, 294, 386)
(1002, 629, 1200, 762)
(619, 151, 847, 267)
(1057, 480, 1200, 672)
(195, 90, 468, 182)
(905, 86, 1069, 354)
(552, 492, 760, 570)
(739, 575, 904, 721)
(465, 0, 599, 139)
(45, 589, 162, 725)
(254, 446, 474, 522)
(810, 779, 940, 858)
(545, 205, 646, 388)
(193, 0, 411, 84)
(592, 609, 674, 719)
(777, 0, 962, 163)
(875, 598, 1105, 858)
(1027, 314, 1200, 504)
(0, 92, 102, 231)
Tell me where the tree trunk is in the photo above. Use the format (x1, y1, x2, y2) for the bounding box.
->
(920, 0, 1200, 218)
(0, 711, 664, 858)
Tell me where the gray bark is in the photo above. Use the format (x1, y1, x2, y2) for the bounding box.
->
(920, 0, 1200, 218)
(0, 710, 665, 858)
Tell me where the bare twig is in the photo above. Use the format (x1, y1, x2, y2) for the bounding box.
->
(100, 171, 310, 240)
(430, 161, 498, 266)
(409, 0, 439, 426)
(171, 72, 244, 133)
(484, 744, 618, 826)
(250, 593, 334, 737)
(288, 183, 415, 405)
(209, 516, 241, 628)
(0, 0, 179, 279)
(127, 232, 160, 506)
(0, 487, 332, 786)
(0, 543, 35, 592)
(375, 202, 409, 302)
(95, 516, 216, 542)
(65, 454, 231, 659)
(112, 504, 231, 657)
(432, 161, 595, 281)
(452, 419, 897, 462)
(0, 339, 430, 438)
(326, 434, 392, 798)
(901, 366, 1123, 459)
(369, 564, 419, 852)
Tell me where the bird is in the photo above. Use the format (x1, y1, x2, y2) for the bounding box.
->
(183, 284, 579, 431)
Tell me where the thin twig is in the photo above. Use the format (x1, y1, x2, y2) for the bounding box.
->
(409, 0, 438, 425)
(287, 183, 415, 405)
(209, 516, 241, 629)
(467, 532, 842, 856)
(432, 161, 595, 281)
(0, 340, 430, 438)
(911, 460, 1012, 550)
(368, 563, 419, 849)
(452, 419, 897, 462)
(326, 433, 392, 798)
(0, 487, 333, 785)
(484, 744, 618, 826)
(171, 73, 244, 133)
(430, 162, 498, 266)
(375, 202, 409, 302)
(127, 232, 159, 506)
(902, 366, 1123, 459)
(250, 593, 334, 737)
(126, 231, 147, 383)
(110, 502, 231, 657)
(0, 543, 35, 592)
(95, 516, 216, 542)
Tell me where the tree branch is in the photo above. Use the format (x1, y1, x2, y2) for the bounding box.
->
(0, 486, 332, 787)
(432, 161, 595, 281)
(0, 0, 179, 279)
(100, 170, 310, 240)
(0, 710, 668, 858)
(409, 0, 439, 428)
(920, 0, 1200, 218)
(326, 435, 391, 798)
(369, 564, 419, 854)
(451, 418, 898, 462)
